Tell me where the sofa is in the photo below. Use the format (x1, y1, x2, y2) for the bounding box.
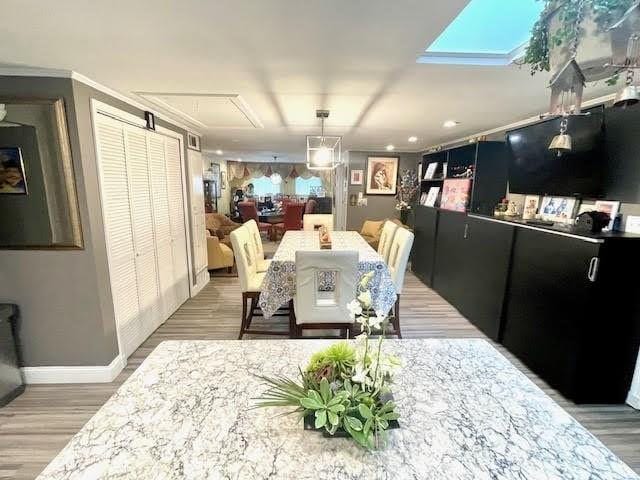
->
(205, 213, 241, 247)
(206, 230, 234, 271)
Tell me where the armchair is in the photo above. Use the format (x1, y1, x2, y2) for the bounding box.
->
(206, 230, 234, 272)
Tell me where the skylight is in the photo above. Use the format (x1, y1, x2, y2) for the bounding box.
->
(418, 0, 544, 66)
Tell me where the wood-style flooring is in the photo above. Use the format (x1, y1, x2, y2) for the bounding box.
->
(2, 265, 640, 478)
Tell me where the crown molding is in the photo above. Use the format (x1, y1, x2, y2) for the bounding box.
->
(0, 66, 202, 135)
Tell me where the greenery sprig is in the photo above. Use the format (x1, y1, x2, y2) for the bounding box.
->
(523, 0, 634, 76)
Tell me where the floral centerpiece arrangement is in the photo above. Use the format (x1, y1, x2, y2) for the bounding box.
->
(254, 272, 401, 449)
(395, 169, 419, 223)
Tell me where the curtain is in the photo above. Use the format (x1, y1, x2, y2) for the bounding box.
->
(227, 162, 332, 193)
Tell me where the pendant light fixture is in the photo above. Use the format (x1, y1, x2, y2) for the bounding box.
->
(270, 156, 282, 185)
(306, 110, 342, 170)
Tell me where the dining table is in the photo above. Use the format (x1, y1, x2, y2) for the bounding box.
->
(258, 230, 397, 318)
(37, 339, 638, 479)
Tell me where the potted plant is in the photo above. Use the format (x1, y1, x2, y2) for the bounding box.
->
(395, 169, 419, 225)
(253, 271, 402, 449)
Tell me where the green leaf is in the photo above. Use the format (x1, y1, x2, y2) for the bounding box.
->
(379, 401, 395, 413)
(358, 403, 372, 419)
(378, 418, 389, 430)
(308, 389, 323, 405)
(328, 403, 345, 414)
(300, 397, 323, 410)
(363, 417, 373, 435)
(381, 411, 400, 421)
(327, 411, 339, 426)
(319, 378, 331, 403)
(315, 409, 327, 428)
(345, 416, 363, 431)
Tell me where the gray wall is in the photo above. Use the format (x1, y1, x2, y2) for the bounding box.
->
(346, 151, 420, 231)
(0, 76, 189, 367)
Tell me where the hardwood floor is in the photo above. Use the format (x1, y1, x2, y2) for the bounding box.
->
(2, 269, 640, 478)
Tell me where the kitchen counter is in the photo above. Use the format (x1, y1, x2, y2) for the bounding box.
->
(38, 339, 638, 479)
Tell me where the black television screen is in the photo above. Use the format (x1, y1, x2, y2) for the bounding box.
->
(506, 108, 606, 197)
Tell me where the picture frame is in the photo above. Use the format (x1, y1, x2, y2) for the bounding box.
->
(221, 171, 227, 190)
(540, 196, 578, 223)
(594, 200, 621, 231)
(0, 147, 28, 195)
(365, 157, 398, 195)
(522, 195, 540, 220)
(425, 186, 440, 207)
(209, 163, 222, 198)
(440, 179, 472, 212)
(419, 192, 428, 206)
(350, 169, 363, 185)
(424, 162, 438, 180)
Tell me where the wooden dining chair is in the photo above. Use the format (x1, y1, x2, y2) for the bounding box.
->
(378, 220, 399, 263)
(303, 214, 334, 232)
(230, 225, 289, 339)
(386, 226, 415, 338)
(238, 201, 271, 236)
(244, 219, 271, 273)
(291, 250, 358, 338)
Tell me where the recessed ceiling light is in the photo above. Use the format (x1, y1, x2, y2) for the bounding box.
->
(386, 144, 395, 151)
(237, 157, 243, 162)
(215, 149, 223, 155)
(443, 120, 459, 128)
(408, 136, 418, 143)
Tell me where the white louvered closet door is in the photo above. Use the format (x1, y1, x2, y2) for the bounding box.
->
(148, 132, 175, 319)
(124, 125, 161, 341)
(95, 115, 141, 358)
(165, 136, 190, 311)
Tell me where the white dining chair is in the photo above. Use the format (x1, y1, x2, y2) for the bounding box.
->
(378, 220, 399, 263)
(244, 219, 271, 273)
(230, 225, 288, 339)
(386, 226, 414, 338)
(291, 250, 358, 338)
(303, 214, 334, 232)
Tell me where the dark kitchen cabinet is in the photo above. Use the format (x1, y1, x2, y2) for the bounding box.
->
(502, 229, 640, 403)
(411, 206, 439, 286)
(433, 211, 514, 340)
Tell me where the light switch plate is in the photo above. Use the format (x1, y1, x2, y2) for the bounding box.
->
(625, 215, 640, 234)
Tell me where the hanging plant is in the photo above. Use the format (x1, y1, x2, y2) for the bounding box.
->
(523, 0, 635, 76)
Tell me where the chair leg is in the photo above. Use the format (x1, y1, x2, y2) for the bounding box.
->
(238, 293, 247, 340)
(288, 300, 297, 339)
(247, 295, 258, 330)
(394, 295, 402, 339)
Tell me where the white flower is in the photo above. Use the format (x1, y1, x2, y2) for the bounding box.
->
(357, 315, 369, 331)
(347, 299, 362, 319)
(351, 363, 369, 384)
(368, 310, 387, 330)
(357, 290, 372, 309)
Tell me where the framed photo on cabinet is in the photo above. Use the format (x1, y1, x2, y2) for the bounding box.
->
(440, 178, 471, 212)
(365, 156, 398, 195)
(594, 200, 620, 231)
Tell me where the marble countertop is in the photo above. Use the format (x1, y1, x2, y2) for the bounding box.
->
(38, 339, 638, 480)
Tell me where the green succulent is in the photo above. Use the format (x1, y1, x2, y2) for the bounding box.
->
(305, 341, 356, 380)
(299, 378, 348, 433)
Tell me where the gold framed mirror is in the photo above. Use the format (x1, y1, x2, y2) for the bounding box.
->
(0, 98, 82, 249)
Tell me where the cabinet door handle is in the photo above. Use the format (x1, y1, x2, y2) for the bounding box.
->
(587, 257, 599, 282)
(463, 224, 469, 239)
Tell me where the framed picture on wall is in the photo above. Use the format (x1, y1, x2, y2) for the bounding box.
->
(209, 163, 222, 198)
(0, 147, 27, 194)
(365, 157, 398, 195)
(350, 169, 363, 185)
(221, 171, 227, 190)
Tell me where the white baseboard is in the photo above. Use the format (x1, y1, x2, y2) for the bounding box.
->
(21, 354, 126, 384)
